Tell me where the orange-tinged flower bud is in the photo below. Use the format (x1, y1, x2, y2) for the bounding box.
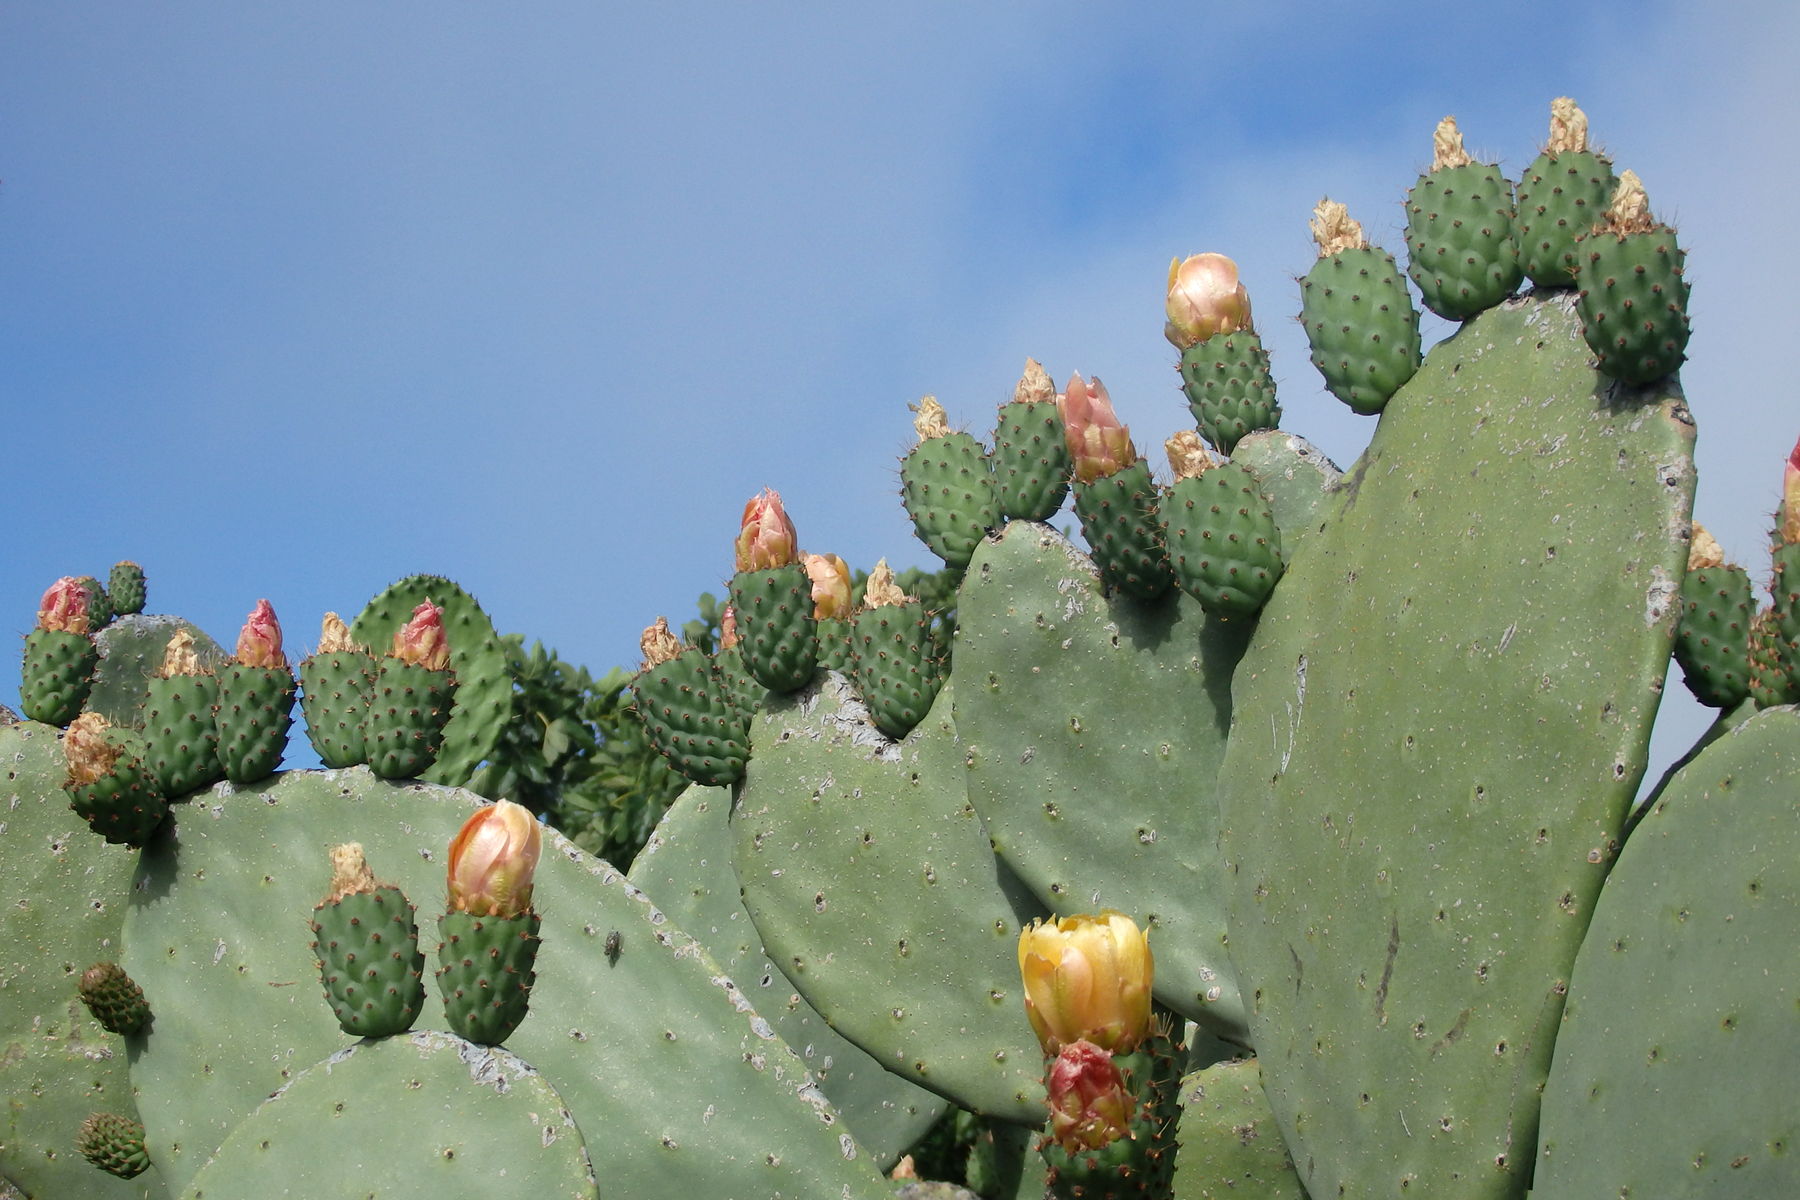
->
(390, 602, 450, 671)
(804, 553, 853, 620)
(1781, 435, 1800, 545)
(1018, 910, 1153, 1054)
(38, 577, 91, 635)
(735, 488, 799, 572)
(1164, 252, 1254, 349)
(1058, 375, 1137, 486)
(446, 799, 542, 917)
(235, 599, 288, 669)
(1047, 1040, 1135, 1153)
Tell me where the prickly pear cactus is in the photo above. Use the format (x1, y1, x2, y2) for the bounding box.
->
(1216, 291, 1693, 1198)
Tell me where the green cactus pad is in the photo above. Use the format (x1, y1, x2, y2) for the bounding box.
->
(1228, 431, 1343, 558)
(365, 659, 456, 779)
(119, 768, 892, 1199)
(142, 671, 224, 799)
(902, 429, 999, 570)
(213, 662, 296, 783)
(19, 627, 98, 726)
(728, 564, 819, 694)
(813, 615, 854, 674)
(1516, 149, 1616, 288)
(435, 909, 541, 1046)
(1040, 1030, 1183, 1200)
(992, 400, 1072, 523)
(0, 722, 165, 1200)
(734, 676, 1049, 1123)
(1171, 1057, 1306, 1200)
(299, 646, 375, 768)
(1404, 161, 1523, 320)
(77, 962, 152, 1036)
(1770, 541, 1800, 683)
(955, 521, 1251, 1037)
(76, 1112, 149, 1180)
(350, 575, 510, 788)
(1575, 223, 1691, 385)
(1070, 460, 1176, 602)
(1178, 330, 1281, 455)
(629, 783, 949, 1169)
(850, 600, 945, 741)
(178, 1032, 599, 1199)
(88, 615, 225, 730)
(107, 561, 146, 616)
(1673, 563, 1754, 708)
(1163, 461, 1285, 617)
(1299, 245, 1421, 415)
(632, 647, 750, 788)
(311, 885, 426, 1039)
(1533, 707, 1800, 1199)
(65, 726, 169, 847)
(1214, 292, 1693, 1199)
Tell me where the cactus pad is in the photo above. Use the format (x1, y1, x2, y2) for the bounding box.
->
(1575, 222, 1691, 385)
(1070, 460, 1176, 601)
(850, 600, 945, 741)
(1299, 245, 1421, 415)
(311, 884, 426, 1039)
(1163, 460, 1285, 617)
(1517, 148, 1616, 288)
(1178, 330, 1281, 455)
(992, 399, 1072, 523)
(728, 564, 819, 694)
(106, 561, 146, 616)
(19, 627, 98, 726)
(300, 644, 375, 768)
(214, 662, 296, 782)
(902, 428, 999, 570)
(1673, 563, 1754, 708)
(1405, 162, 1523, 320)
(365, 659, 456, 779)
(142, 669, 224, 798)
(75, 1113, 149, 1180)
(632, 647, 750, 787)
(436, 909, 541, 1046)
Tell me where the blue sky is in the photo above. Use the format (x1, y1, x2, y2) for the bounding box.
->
(4, 3, 1795, 784)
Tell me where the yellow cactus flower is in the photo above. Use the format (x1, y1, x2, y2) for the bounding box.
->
(1018, 910, 1154, 1054)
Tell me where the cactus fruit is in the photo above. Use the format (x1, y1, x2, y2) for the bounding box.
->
(214, 598, 297, 783)
(310, 843, 427, 1038)
(141, 628, 225, 798)
(75, 1112, 149, 1179)
(1039, 1029, 1183, 1200)
(62, 713, 168, 846)
(901, 396, 999, 570)
(435, 800, 543, 1046)
(77, 962, 151, 1036)
(850, 560, 945, 740)
(1516, 98, 1617, 288)
(1672, 527, 1753, 708)
(1403, 116, 1524, 320)
(300, 612, 376, 767)
(1167, 253, 1281, 455)
(1574, 169, 1691, 385)
(19, 577, 98, 726)
(728, 489, 819, 693)
(1161, 432, 1284, 617)
(106, 560, 146, 616)
(632, 617, 750, 787)
(1299, 199, 1422, 414)
(805, 553, 857, 673)
(366, 601, 457, 779)
(992, 358, 1073, 522)
(1061, 374, 1175, 601)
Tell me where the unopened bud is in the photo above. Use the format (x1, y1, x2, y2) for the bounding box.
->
(390, 602, 450, 671)
(37, 577, 91, 635)
(446, 799, 542, 918)
(735, 489, 799, 572)
(235, 599, 288, 669)
(1047, 1040, 1135, 1153)
(804, 553, 854, 620)
(1164, 253, 1254, 349)
(1059, 374, 1137, 485)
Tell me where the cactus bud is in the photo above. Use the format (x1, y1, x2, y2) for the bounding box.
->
(78, 962, 152, 1036)
(234, 599, 288, 669)
(64, 712, 121, 786)
(735, 488, 799, 572)
(1013, 357, 1056, 406)
(911, 395, 951, 441)
(37, 577, 91, 635)
(1688, 523, 1725, 571)
(446, 799, 542, 918)
(76, 1112, 150, 1178)
(1059, 374, 1137, 485)
(1780, 435, 1800, 546)
(1164, 252, 1254, 350)
(1165, 430, 1222, 482)
(389, 601, 449, 671)
(639, 616, 683, 668)
(804, 553, 854, 620)
(1018, 910, 1154, 1055)
(1047, 1040, 1135, 1153)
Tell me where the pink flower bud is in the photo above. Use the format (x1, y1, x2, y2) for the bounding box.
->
(804, 553, 853, 620)
(735, 489, 799, 572)
(235, 599, 288, 669)
(37, 577, 91, 635)
(1164, 252, 1254, 349)
(1781, 435, 1800, 546)
(1047, 1040, 1135, 1153)
(1058, 375, 1137, 485)
(446, 799, 542, 918)
(390, 602, 450, 671)
(719, 605, 740, 651)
